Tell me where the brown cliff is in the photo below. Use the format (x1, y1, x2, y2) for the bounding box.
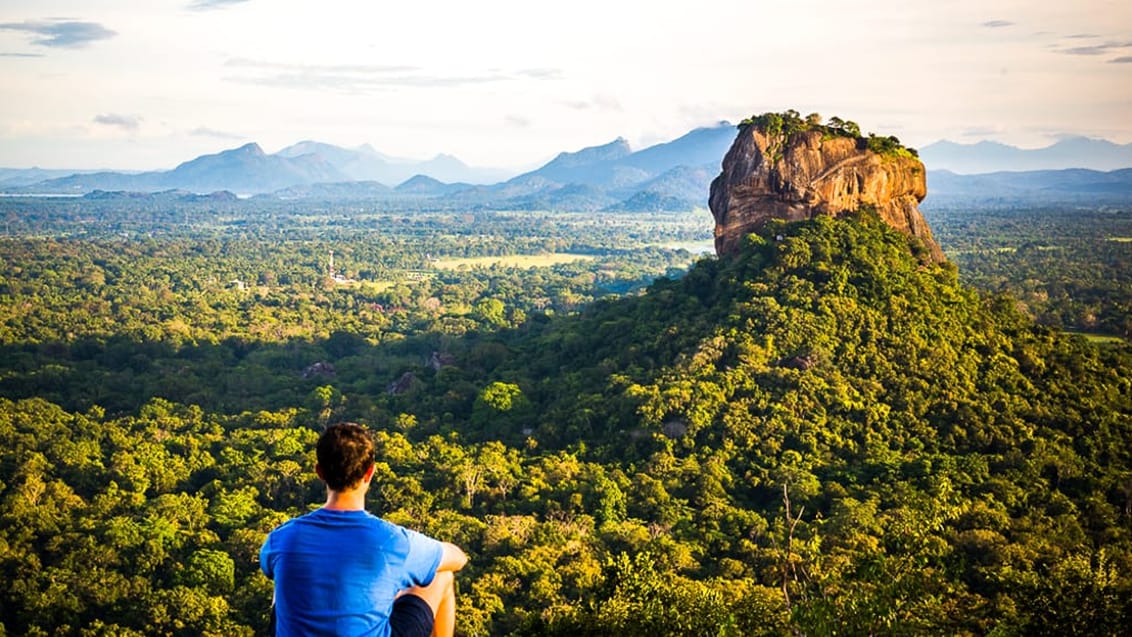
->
(708, 123, 945, 262)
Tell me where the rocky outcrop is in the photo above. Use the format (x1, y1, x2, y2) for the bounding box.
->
(709, 126, 945, 262)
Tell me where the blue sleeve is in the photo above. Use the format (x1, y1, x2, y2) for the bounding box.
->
(259, 534, 274, 578)
(401, 527, 444, 587)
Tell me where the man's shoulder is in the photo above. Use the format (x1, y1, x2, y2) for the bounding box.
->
(283, 509, 417, 537)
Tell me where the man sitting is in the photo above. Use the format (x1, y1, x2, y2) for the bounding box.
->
(261, 422, 468, 636)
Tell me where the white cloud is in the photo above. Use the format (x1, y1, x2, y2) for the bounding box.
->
(93, 113, 141, 131)
(189, 126, 244, 140)
(1058, 41, 1132, 56)
(221, 59, 559, 94)
(187, 0, 250, 10)
(0, 18, 116, 49)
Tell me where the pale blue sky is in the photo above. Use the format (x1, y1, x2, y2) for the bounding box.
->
(1, 0, 1130, 171)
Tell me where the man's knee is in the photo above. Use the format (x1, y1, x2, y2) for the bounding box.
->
(406, 570, 455, 615)
(426, 569, 455, 603)
(431, 569, 454, 592)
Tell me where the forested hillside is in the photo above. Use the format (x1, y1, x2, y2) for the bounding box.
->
(2, 209, 1131, 635)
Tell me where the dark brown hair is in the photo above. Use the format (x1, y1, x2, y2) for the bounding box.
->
(316, 422, 375, 491)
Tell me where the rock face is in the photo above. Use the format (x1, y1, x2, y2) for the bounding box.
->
(709, 126, 945, 262)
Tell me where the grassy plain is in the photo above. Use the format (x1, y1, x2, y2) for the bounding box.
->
(432, 253, 596, 270)
(1065, 331, 1127, 345)
(340, 280, 398, 292)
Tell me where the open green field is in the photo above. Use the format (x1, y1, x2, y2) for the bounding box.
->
(433, 253, 596, 270)
(658, 239, 716, 254)
(947, 246, 1017, 255)
(335, 279, 398, 292)
(1065, 330, 1127, 345)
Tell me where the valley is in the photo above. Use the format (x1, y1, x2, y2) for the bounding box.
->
(1, 114, 1130, 636)
(1, 188, 1130, 635)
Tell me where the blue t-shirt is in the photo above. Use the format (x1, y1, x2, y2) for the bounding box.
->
(260, 508, 444, 637)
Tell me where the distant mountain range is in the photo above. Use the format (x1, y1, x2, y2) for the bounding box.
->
(0, 123, 739, 212)
(0, 167, 114, 188)
(4, 143, 342, 195)
(2, 128, 1131, 211)
(2, 142, 505, 196)
(441, 124, 736, 211)
(924, 167, 1132, 207)
(273, 141, 510, 185)
(919, 137, 1132, 174)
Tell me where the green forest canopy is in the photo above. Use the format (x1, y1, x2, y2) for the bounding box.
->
(1, 207, 1131, 635)
(739, 110, 918, 159)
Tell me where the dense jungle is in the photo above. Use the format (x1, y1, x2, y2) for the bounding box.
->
(1, 194, 1130, 636)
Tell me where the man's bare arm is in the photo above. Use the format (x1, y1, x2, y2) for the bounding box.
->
(437, 542, 468, 573)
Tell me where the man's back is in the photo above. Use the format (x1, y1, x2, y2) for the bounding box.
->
(261, 508, 443, 636)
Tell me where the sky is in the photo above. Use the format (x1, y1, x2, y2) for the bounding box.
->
(1, 0, 1130, 173)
